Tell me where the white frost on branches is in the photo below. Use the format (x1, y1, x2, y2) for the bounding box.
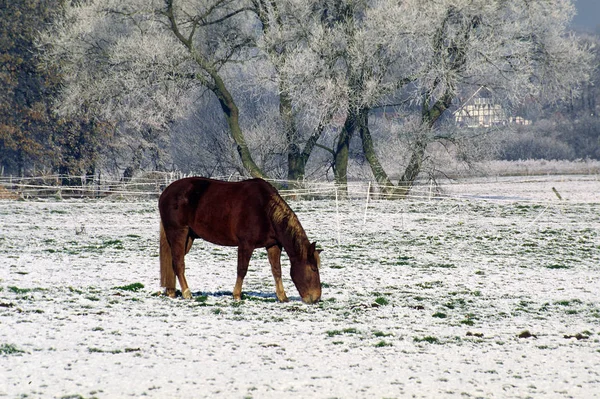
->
(39, 0, 592, 178)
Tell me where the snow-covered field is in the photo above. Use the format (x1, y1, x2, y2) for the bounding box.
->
(1, 175, 599, 399)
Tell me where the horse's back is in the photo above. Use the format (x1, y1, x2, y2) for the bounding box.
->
(159, 177, 277, 246)
(160, 177, 272, 208)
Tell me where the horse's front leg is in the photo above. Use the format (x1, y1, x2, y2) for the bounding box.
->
(267, 245, 288, 302)
(233, 245, 253, 301)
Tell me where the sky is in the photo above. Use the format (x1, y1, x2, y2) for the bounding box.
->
(572, 0, 600, 32)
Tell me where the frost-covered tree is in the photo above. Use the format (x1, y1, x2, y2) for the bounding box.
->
(252, 0, 331, 183)
(40, 0, 332, 182)
(39, 0, 270, 178)
(40, 0, 591, 188)
(262, 0, 591, 193)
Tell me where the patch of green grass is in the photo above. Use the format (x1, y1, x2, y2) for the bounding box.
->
(374, 297, 389, 306)
(89, 347, 121, 354)
(113, 282, 144, 292)
(538, 302, 552, 312)
(432, 312, 447, 318)
(395, 255, 412, 266)
(414, 336, 440, 344)
(444, 298, 466, 309)
(432, 263, 456, 269)
(0, 343, 25, 355)
(375, 340, 393, 347)
(124, 347, 141, 353)
(546, 264, 570, 269)
(195, 295, 208, 303)
(50, 209, 68, 215)
(100, 239, 124, 249)
(415, 281, 444, 289)
(8, 286, 30, 294)
(68, 287, 83, 294)
(75, 239, 125, 254)
(242, 295, 277, 303)
(373, 331, 393, 337)
(555, 300, 572, 306)
(326, 327, 359, 337)
(459, 313, 478, 326)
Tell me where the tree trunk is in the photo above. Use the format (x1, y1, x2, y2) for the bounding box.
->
(211, 75, 266, 179)
(333, 112, 355, 196)
(281, 92, 323, 186)
(358, 107, 396, 196)
(397, 92, 453, 196)
(397, 137, 427, 197)
(280, 91, 302, 183)
(287, 134, 322, 183)
(165, 1, 265, 180)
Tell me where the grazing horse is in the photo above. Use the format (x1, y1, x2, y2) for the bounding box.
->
(158, 177, 322, 304)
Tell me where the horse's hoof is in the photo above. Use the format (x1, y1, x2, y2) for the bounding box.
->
(182, 288, 192, 299)
(165, 288, 176, 298)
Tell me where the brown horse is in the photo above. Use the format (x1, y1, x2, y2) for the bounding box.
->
(158, 177, 322, 304)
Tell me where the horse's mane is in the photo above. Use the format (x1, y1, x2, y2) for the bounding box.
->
(268, 193, 308, 258)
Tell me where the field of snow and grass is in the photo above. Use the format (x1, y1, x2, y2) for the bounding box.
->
(1, 175, 599, 398)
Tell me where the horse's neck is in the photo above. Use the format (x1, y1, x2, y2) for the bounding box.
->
(280, 227, 309, 261)
(272, 211, 308, 261)
(268, 194, 308, 260)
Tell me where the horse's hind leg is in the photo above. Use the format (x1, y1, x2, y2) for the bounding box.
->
(160, 223, 177, 298)
(267, 245, 288, 302)
(166, 228, 193, 299)
(233, 245, 253, 301)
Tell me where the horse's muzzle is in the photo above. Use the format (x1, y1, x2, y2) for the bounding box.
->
(302, 293, 321, 304)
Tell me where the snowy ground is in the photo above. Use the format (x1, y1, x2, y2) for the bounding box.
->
(1, 175, 599, 399)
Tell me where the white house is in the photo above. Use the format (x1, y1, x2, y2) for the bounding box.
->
(454, 89, 531, 128)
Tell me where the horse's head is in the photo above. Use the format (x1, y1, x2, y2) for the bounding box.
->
(291, 242, 322, 304)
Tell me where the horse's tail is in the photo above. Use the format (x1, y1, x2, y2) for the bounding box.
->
(160, 221, 176, 289)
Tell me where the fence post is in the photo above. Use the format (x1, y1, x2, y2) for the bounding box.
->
(363, 181, 371, 225)
(335, 186, 341, 246)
